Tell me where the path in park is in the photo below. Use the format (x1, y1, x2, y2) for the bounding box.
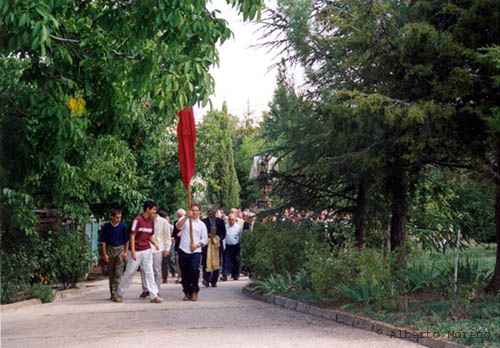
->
(1, 274, 420, 348)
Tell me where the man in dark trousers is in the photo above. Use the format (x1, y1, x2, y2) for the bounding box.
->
(176, 203, 208, 301)
(201, 205, 226, 287)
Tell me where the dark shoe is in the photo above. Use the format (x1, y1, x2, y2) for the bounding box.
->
(183, 294, 191, 301)
(150, 296, 163, 303)
(220, 275, 227, 281)
(211, 283, 217, 288)
(114, 295, 122, 303)
(140, 291, 149, 298)
(202, 280, 210, 287)
(175, 279, 181, 284)
(233, 277, 239, 281)
(191, 293, 198, 301)
(162, 279, 168, 284)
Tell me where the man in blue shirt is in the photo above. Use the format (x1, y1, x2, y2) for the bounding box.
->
(99, 208, 129, 301)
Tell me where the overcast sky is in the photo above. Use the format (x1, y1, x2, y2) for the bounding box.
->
(193, 1, 283, 122)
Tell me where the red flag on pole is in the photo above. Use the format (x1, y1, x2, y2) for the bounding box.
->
(177, 107, 196, 189)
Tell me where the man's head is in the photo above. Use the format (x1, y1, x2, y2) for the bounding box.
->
(191, 203, 201, 220)
(110, 208, 122, 225)
(143, 200, 157, 218)
(228, 213, 236, 227)
(176, 208, 186, 218)
(230, 208, 238, 216)
(206, 205, 216, 219)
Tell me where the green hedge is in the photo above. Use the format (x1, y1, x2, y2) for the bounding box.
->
(1, 227, 95, 304)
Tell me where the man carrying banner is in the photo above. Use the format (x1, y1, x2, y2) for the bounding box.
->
(176, 203, 208, 301)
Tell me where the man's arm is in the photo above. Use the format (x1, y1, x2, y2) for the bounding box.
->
(130, 234, 136, 260)
(122, 224, 129, 260)
(149, 234, 159, 250)
(101, 243, 109, 263)
(163, 221, 171, 256)
(122, 241, 129, 260)
(176, 216, 188, 229)
(219, 219, 226, 240)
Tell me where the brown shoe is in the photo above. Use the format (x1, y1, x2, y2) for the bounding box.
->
(162, 279, 168, 284)
(150, 296, 163, 303)
(191, 293, 198, 301)
(183, 294, 191, 301)
(202, 280, 210, 287)
(114, 295, 122, 303)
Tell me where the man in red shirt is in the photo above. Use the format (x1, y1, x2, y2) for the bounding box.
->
(115, 201, 163, 303)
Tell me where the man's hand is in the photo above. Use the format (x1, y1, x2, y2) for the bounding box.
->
(154, 244, 159, 251)
(163, 250, 169, 257)
(122, 252, 127, 261)
(103, 254, 109, 263)
(190, 243, 201, 252)
(177, 232, 181, 237)
(131, 251, 137, 261)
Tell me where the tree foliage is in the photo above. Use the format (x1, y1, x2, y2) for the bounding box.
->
(197, 105, 241, 210)
(259, 0, 499, 286)
(0, 0, 263, 300)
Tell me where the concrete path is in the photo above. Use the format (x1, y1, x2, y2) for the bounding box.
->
(1, 274, 420, 348)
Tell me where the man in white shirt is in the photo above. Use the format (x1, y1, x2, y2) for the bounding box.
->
(176, 203, 208, 301)
(221, 213, 242, 281)
(139, 209, 171, 298)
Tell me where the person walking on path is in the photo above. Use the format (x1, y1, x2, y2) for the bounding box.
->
(176, 203, 208, 301)
(116, 200, 163, 304)
(221, 213, 242, 281)
(99, 208, 129, 301)
(201, 205, 226, 288)
(140, 209, 171, 298)
(171, 208, 186, 284)
(161, 214, 177, 284)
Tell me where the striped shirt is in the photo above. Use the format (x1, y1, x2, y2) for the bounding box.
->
(130, 214, 155, 251)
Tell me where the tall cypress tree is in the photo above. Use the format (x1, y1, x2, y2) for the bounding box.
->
(197, 104, 241, 210)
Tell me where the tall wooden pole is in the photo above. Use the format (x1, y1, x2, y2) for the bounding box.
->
(187, 184, 194, 243)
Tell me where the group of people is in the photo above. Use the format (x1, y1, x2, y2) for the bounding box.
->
(99, 201, 257, 303)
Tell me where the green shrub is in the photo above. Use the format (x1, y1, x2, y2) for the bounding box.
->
(0, 239, 41, 304)
(254, 272, 294, 295)
(26, 283, 55, 303)
(46, 228, 95, 289)
(1, 227, 95, 303)
(241, 222, 321, 279)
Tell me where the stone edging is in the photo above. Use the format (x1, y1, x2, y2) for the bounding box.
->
(1, 279, 107, 311)
(1, 298, 42, 311)
(242, 285, 465, 348)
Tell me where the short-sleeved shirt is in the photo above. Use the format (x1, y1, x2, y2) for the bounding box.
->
(130, 214, 154, 251)
(99, 221, 129, 246)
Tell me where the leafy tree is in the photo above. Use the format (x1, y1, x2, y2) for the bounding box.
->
(0, 0, 262, 299)
(260, 0, 498, 273)
(197, 105, 241, 210)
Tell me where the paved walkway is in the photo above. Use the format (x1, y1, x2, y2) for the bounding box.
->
(1, 274, 420, 348)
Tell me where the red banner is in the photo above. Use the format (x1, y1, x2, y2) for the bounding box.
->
(177, 107, 196, 189)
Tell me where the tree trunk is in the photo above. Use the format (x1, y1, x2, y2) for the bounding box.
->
(486, 139, 500, 295)
(390, 167, 408, 252)
(353, 181, 366, 249)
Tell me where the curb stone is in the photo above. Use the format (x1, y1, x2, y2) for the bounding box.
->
(1, 298, 42, 311)
(242, 285, 466, 348)
(284, 298, 298, 310)
(274, 296, 287, 307)
(295, 302, 310, 313)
